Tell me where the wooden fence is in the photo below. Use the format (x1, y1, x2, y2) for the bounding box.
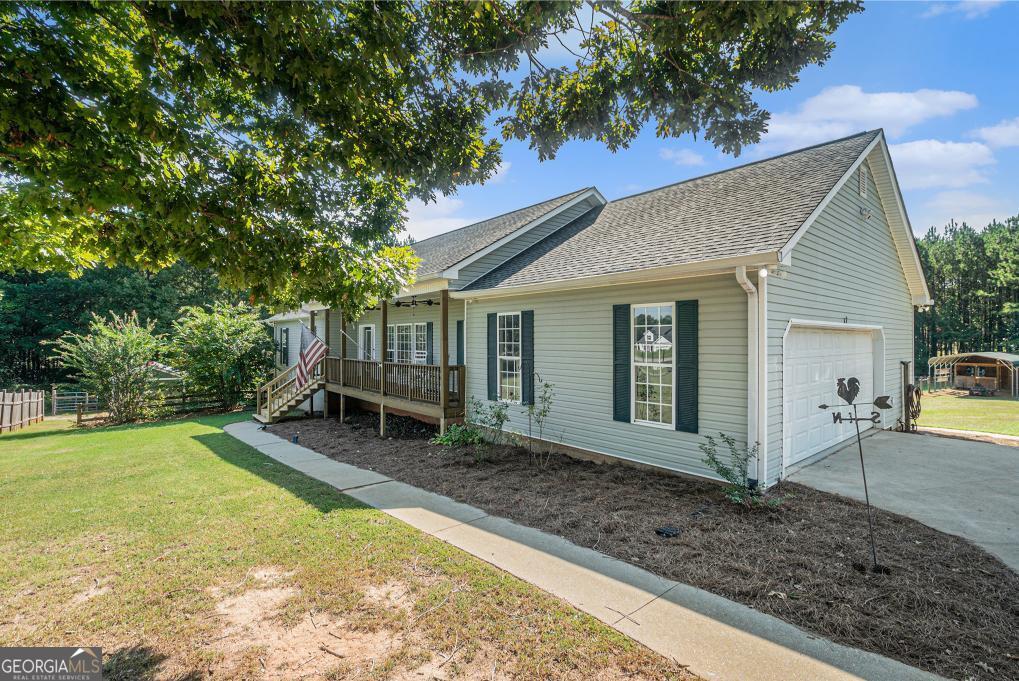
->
(0, 390, 45, 433)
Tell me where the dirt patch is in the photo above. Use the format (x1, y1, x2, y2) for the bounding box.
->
(272, 414, 1019, 681)
(204, 567, 645, 680)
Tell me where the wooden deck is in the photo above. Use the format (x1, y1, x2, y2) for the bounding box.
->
(324, 357, 466, 419)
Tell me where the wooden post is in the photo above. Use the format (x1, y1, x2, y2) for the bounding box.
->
(76, 403, 83, 426)
(51, 384, 57, 416)
(440, 289, 450, 435)
(379, 299, 388, 437)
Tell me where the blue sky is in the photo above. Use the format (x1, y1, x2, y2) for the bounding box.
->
(405, 0, 1019, 241)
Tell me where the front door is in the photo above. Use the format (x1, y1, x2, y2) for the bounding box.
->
(361, 326, 375, 361)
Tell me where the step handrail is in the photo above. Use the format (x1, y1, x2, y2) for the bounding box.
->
(256, 358, 325, 416)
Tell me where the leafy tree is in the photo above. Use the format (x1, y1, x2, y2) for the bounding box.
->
(168, 303, 274, 409)
(915, 215, 1019, 370)
(0, 262, 244, 385)
(48, 311, 161, 423)
(0, 1, 860, 313)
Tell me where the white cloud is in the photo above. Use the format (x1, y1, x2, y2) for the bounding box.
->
(923, 0, 1002, 19)
(761, 85, 978, 150)
(912, 190, 1015, 232)
(403, 195, 477, 242)
(973, 116, 1019, 148)
(488, 161, 512, 184)
(659, 148, 705, 166)
(889, 140, 995, 190)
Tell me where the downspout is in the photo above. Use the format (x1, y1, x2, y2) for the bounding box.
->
(757, 268, 769, 485)
(735, 266, 761, 483)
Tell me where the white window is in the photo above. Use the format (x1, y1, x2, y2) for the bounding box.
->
(632, 304, 673, 427)
(497, 312, 521, 403)
(387, 323, 429, 364)
(414, 322, 428, 364)
(360, 325, 375, 361)
(859, 164, 869, 199)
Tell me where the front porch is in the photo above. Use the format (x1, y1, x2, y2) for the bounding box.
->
(257, 288, 467, 429)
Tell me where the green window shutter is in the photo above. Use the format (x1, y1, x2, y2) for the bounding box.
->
(612, 304, 631, 422)
(675, 300, 699, 433)
(456, 320, 464, 365)
(281, 328, 290, 366)
(521, 310, 534, 405)
(487, 313, 498, 401)
(426, 321, 434, 364)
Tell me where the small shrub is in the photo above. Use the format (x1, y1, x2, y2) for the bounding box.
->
(467, 396, 510, 441)
(699, 433, 783, 509)
(430, 423, 485, 447)
(526, 373, 556, 467)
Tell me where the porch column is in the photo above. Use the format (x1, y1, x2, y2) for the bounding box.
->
(440, 289, 450, 434)
(308, 310, 317, 414)
(379, 299, 388, 437)
(339, 313, 346, 422)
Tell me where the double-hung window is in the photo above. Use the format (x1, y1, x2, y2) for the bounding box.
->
(632, 304, 673, 427)
(387, 323, 429, 364)
(497, 312, 522, 402)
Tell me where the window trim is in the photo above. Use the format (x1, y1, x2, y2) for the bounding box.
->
(497, 311, 523, 404)
(280, 327, 290, 367)
(386, 322, 430, 364)
(630, 302, 675, 430)
(359, 324, 376, 361)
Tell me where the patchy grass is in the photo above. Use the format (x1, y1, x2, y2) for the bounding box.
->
(0, 416, 693, 680)
(917, 391, 1019, 436)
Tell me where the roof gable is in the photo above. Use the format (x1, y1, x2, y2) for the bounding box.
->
(410, 187, 594, 278)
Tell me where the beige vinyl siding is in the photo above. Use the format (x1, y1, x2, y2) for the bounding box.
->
(465, 275, 749, 478)
(450, 201, 599, 290)
(337, 301, 465, 365)
(766, 161, 914, 483)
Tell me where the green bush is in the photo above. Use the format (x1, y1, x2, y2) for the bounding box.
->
(168, 303, 274, 409)
(48, 312, 162, 423)
(430, 423, 485, 447)
(699, 433, 783, 509)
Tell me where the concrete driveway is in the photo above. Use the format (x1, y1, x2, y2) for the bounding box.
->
(789, 430, 1019, 572)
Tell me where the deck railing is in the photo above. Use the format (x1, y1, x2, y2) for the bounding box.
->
(325, 357, 465, 408)
(256, 357, 324, 416)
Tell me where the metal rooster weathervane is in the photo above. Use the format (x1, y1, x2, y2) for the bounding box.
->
(817, 377, 893, 575)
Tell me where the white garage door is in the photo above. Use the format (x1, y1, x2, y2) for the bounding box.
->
(784, 327, 875, 466)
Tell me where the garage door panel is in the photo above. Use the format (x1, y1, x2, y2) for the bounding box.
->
(785, 327, 875, 466)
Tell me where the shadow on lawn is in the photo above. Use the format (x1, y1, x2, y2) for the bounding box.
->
(0, 412, 251, 444)
(104, 645, 200, 681)
(191, 430, 365, 516)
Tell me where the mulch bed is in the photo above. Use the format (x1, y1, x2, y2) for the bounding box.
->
(271, 413, 1019, 681)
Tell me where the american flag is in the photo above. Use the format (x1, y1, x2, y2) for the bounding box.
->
(296, 324, 328, 388)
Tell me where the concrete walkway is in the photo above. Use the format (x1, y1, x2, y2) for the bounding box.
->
(223, 420, 941, 681)
(791, 430, 1019, 572)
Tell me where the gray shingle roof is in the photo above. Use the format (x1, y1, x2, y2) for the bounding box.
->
(464, 131, 880, 291)
(411, 188, 591, 277)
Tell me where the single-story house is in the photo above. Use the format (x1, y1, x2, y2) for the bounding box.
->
(259, 129, 932, 487)
(928, 352, 1019, 397)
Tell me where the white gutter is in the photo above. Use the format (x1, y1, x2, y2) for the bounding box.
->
(757, 267, 769, 485)
(735, 266, 765, 484)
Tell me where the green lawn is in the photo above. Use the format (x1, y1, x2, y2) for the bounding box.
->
(917, 391, 1019, 437)
(0, 415, 690, 680)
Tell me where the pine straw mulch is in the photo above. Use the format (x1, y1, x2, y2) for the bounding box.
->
(270, 413, 1019, 681)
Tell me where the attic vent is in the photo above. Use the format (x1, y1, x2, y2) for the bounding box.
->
(859, 164, 869, 199)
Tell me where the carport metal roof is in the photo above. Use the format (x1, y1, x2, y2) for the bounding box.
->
(929, 351, 1019, 398)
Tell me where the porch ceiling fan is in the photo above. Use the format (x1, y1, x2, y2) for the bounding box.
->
(393, 297, 437, 308)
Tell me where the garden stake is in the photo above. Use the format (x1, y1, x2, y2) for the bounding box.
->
(818, 378, 892, 574)
(852, 402, 880, 572)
